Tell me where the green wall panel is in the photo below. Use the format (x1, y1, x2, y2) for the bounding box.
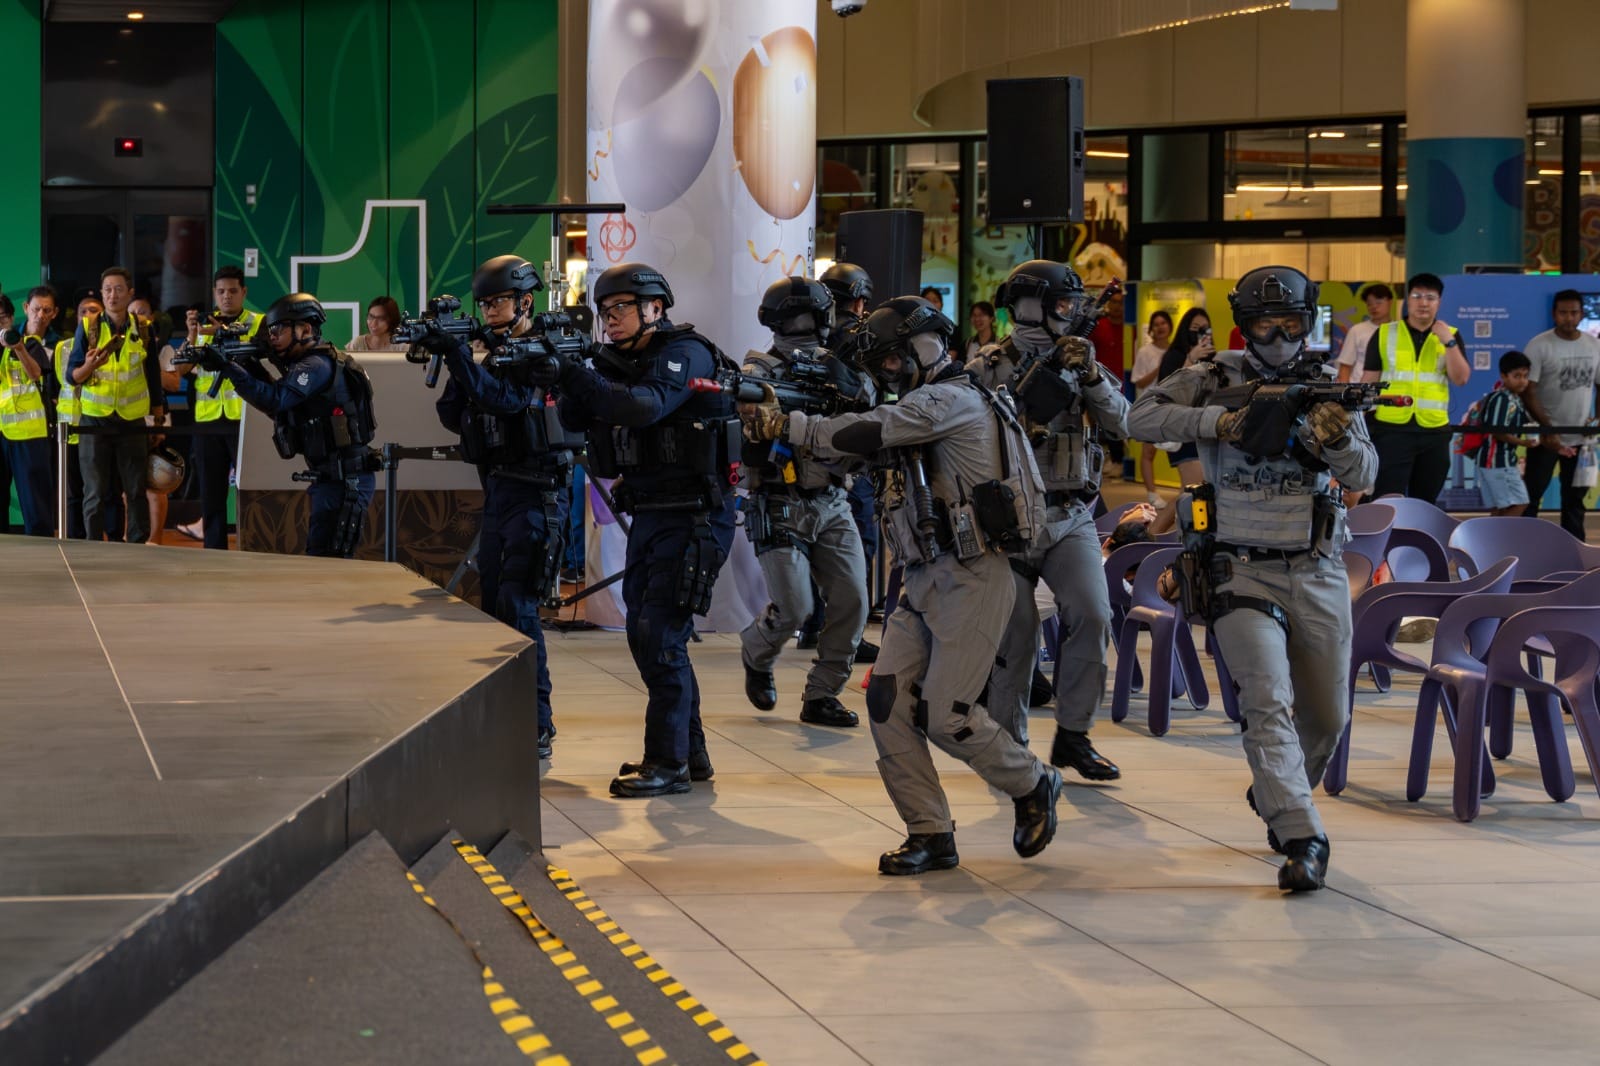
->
(216, 0, 559, 341)
(0, 0, 42, 296)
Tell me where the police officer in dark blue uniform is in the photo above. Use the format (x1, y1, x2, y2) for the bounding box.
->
(555, 263, 739, 798)
(431, 255, 576, 761)
(213, 292, 378, 557)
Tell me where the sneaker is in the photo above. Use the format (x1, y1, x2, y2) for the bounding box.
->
(1147, 491, 1168, 508)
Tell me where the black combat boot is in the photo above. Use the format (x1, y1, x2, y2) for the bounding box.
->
(854, 638, 879, 664)
(800, 696, 859, 728)
(1050, 727, 1121, 781)
(878, 832, 959, 875)
(743, 657, 777, 711)
(1029, 666, 1054, 708)
(1278, 836, 1331, 893)
(537, 724, 556, 760)
(620, 749, 713, 783)
(609, 761, 691, 798)
(1246, 787, 1284, 854)
(1012, 767, 1063, 858)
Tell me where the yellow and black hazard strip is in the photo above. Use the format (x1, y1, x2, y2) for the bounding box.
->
(404, 871, 568, 1064)
(452, 840, 674, 1066)
(545, 866, 766, 1066)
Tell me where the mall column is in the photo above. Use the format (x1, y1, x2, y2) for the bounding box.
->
(1404, 0, 1525, 276)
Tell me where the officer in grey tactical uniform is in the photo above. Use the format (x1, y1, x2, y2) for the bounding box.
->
(1128, 266, 1377, 892)
(739, 277, 870, 729)
(741, 295, 1063, 876)
(969, 260, 1127, 781)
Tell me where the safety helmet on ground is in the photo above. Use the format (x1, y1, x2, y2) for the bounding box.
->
(819, 262, 873, 305)
(855, 296, 955, 395)
(472, 255, 543, 300)
(146, 444, 186, 496)
(995, 259, 1088, 333)
(1229, 266, 1319, 370)
(758, 276, 833, 337)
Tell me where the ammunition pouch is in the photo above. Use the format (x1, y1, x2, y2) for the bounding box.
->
(971, 480, 1024, 555)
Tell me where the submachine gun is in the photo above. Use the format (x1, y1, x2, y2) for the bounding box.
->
(1210, 372, 1411, 461)
(690, 349, 874, 418)
(1010, 277, 1122, 423)
(172, 321, 265, 396)
(482, 311, 592, 379)
(396, 295, 481, 388)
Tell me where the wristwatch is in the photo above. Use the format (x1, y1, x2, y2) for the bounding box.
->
(1443, 335, 1458, 349)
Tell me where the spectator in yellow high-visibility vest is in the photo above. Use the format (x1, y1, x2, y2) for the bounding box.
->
(171, 266, 260, 548)
(0, 287, 60, 535)
(66, 267, 167, 542)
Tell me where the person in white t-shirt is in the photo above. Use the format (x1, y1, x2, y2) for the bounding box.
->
(1520, 288, 1600, 540)
(1131, 309, 1173, 506)
(1335, 283, 1393, 382)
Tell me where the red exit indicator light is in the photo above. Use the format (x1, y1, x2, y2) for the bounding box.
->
(114, 137, 143, 157)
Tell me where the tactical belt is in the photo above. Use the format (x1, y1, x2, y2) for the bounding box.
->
(1213, 542, 1313, 562)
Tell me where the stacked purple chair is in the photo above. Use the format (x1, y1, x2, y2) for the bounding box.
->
(1411, 570, 1600, 820)
(1110, 547, 1210, 736)
(1321, 558, 1518, 794)
(1376, 494, 1459, 582)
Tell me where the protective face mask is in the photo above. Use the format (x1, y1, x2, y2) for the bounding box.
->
(1011, 295, 1045, 327)
(906, 331, 947, 372)
(1248, 336, 1303, 370)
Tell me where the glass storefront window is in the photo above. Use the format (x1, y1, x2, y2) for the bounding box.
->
(968, 136, 1128, 320)
(889, 141, 962, 312)
(1225, 123, 1386, 220)
(1578, 115, 1600, 273)
(816, 143, 878, 263)
(1526, 117, 1564, 271)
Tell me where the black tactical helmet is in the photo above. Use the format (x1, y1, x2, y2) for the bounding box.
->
(472, 255, 543, 299)
(758, 276, 833, 332)
(592, 262, 674, 310)
(995, 260, 1086, 320)
(856, 295, 955, 393)
(819, 261, 873, 304)
(260, 292, 326, 332)
(1228, 265, 1319, 324)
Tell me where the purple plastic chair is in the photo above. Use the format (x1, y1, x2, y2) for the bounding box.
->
(1321, 557, 1518, 794)
(1102, 540, 1178, 693)
(1345, 503, 1396, 576)
(1111, 547, 1210, 736)
(1410, 570, 1600, 820)
(1449, 516, 1600, 580)
(1376, 494, 1459, 582)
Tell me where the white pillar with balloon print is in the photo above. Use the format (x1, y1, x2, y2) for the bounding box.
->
(584, 0, 818, 632)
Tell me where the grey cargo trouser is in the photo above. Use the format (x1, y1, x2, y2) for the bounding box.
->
(1211, 551, 1352, 843)
(869, 551, 1046, 834)
(739, 488, 868, 701)
(988, 503, 1110, 743)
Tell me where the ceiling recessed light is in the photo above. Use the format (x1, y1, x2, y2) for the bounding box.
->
(1534, 140, 1547, 147)
(1366, 141, 1381, 148)
(1319, 131, 1346, 139)
(127, 11, 145, 19)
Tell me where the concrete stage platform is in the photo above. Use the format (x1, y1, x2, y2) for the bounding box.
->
(0, 537, 540, 1065)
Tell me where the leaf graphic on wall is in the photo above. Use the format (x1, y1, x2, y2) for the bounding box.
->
(392, 93, 559, 300)
(215, 30, 301, 298)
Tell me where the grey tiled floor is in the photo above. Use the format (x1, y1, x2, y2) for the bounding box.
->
(538, 628, 1600, 1065)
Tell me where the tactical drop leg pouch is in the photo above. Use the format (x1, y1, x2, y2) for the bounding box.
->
(675, 523, 725, 615)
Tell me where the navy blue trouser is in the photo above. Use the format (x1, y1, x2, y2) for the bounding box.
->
(623, 498, 735, 765)
(1, 437, 54, 536)
(307, 474, 375, 557)
(484, 474, 570, 733)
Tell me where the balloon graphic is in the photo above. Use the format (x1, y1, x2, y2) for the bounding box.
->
(612, 68, 720, 213)
(588, 0, 715, 129)
(733, 25, 816, 221)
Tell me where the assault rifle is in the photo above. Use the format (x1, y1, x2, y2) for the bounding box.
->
(1211, 374, 1412, 459)
(172, 322, 264, 397)
(690, 351, 873, 418)
(1011, 277, 1122, 422)
(483, 311, 591, 379)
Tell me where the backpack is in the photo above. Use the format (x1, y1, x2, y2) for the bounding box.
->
(1453, 383, 1501, 457)
(968, 378, 1047, 556)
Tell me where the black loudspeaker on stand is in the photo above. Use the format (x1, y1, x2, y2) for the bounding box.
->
(986, 76, 1085, 225)
(837, 209, 923, 301)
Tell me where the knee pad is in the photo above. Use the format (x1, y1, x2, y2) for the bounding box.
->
(866, 672, 896, 724)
